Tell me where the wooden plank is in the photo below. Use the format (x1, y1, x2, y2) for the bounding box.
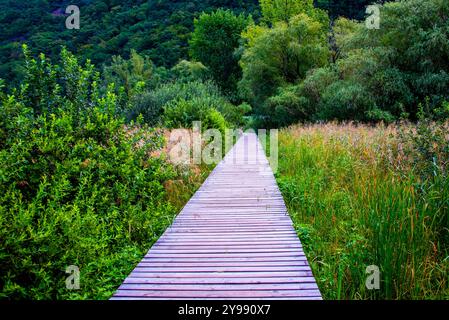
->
(141, 258, 309, 264)
(113, 289, 322, 298)
(118, 283, 319, 291)
(137, 261, 309, 267)
(111, 133, 321, 300)
(123, 277, 318, 284)
(132, 266, 311, 272)
(143, 253, 306, 258)
(152, 244, 302, 249)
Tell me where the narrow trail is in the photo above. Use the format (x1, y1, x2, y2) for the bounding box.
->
(111, 133, 321, 300)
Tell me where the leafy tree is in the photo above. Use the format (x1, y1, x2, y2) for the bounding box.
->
(331, 0, 449, 119)
(189, 9, 252, 95)
(260, 0, 314, 23)
(171, 60, 211, 83)
(239, 13, 330, 119)
(103, 49, 155, 99)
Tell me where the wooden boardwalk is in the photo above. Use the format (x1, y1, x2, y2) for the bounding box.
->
(111, 133, 321, 300)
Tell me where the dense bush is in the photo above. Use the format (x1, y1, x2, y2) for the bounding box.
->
(126, 80, 247, 127)
(328, 0, 449, 120)
(0, 47, 183, 299)
(163, 98, 227, 133)
(241, 0, 449, 126)
(318, 80, 376, 121)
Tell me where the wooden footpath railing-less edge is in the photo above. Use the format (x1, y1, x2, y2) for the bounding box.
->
(111, 132, 322, 300)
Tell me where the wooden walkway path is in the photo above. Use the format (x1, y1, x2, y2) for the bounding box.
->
(111, 133, 321, 300)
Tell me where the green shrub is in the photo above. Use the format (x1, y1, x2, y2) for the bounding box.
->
(163, 98, 227, 133)
(127, 80, 243, 127)
(126, 91, 165, 126)
(318, 81, 376, 121)
(0, 47, 183, 299)
(171, 60, 211, 83)
(266, 85, 310, 127)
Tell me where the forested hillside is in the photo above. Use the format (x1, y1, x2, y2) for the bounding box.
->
(0, 0, 377, 84)
(0, 0, 260, 83)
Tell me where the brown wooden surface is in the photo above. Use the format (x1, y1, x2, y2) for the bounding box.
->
(111, 133, 321, 300)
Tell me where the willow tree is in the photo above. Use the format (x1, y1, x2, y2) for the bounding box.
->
(260, 0, 314, 23)
(239, 13, 330, 112)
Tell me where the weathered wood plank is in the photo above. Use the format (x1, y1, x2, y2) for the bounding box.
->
(113, 289, 322, 298)
(111, 133, 321, 300)
(132, 266, 312, 272)
(126, 271, 315, 278)
(137, 261, 310, 267)
(118, 283, 319, 291)
(123, 277, 318, 284)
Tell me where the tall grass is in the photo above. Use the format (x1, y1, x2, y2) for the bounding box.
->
(276, 122, 448, 299)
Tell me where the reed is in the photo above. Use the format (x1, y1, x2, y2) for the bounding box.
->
(276, 122, 449, 299)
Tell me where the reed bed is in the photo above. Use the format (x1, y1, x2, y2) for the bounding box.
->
(276, 122, 448, 299)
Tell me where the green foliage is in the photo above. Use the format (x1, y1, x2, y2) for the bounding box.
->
(264, 66, 339, 125)
(318, 80, 376, 121)
(266, 85, 310, 126)
(433, 100, 449, 120)
(100, 51, 241, 129)
(126, 80, 245, 127)
(125, 91, 165, 126)
(336, 0, 449, 119)
(103, 49, 155, 99)
(264, 0, 448, 125)
(189, 9, 252, 94)
(239, 12, 330, 124)
(0, 47, 189, 299)
(171, 60, 211, 83)
(277, 123, 449, 299)
(0, 0, 261, 85)
(164, 98, 227, 133)
(260, 0, 328, 24)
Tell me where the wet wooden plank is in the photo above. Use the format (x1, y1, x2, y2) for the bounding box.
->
(111, 133, 321, 300)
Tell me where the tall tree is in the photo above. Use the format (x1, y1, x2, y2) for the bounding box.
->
(239, 13, 330, 112)
(189, 9, 252, 96)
